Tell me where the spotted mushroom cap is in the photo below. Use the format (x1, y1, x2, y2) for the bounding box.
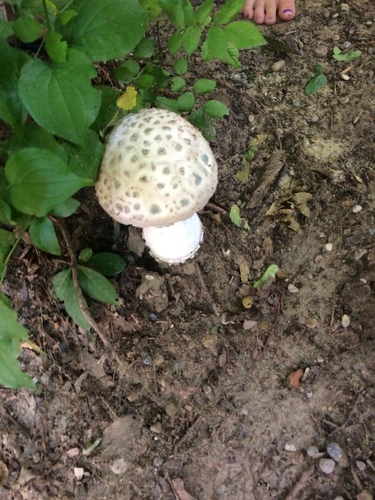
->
(95, 108, 218, 228)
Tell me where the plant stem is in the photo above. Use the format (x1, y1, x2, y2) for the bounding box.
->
(41, 0, 51, 33)
(0, 226, 28, 287)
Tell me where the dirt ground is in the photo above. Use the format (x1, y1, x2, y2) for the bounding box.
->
(1, 1, 375, 498)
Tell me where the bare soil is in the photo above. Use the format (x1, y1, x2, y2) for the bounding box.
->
(1, 1, 375, 499)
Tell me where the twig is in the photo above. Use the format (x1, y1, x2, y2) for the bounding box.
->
(351, 468, 363, 491)
(329, 389, 369, 437)
(285, 466, 315, 500)
(174, 416, 204, 452)
(205, 202, 227, 214)
(56, 219, 112, 350)
(195, 263, 220, 315)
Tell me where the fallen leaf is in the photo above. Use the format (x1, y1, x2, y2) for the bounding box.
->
(288, 368, 303, 388)
(171, 478, 197, 500)
(248, 150, 285, 208)
(116, 86, 138, 111)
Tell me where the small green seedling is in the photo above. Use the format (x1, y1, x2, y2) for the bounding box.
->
(229, 204, 250, 231)
(253, 264, 279, 289)
(332, 46, 361, 62)
(305, 65, 327, 95)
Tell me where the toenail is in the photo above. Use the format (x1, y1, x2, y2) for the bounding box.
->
(282, 9, 294, 14)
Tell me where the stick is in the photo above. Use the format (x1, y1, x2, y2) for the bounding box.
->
(285, 466, 315, 500)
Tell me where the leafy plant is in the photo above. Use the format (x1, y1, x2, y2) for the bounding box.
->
(229, 204, 250, 231)
(0, 0, 266, 389)
(305, 64, 327, 95)
(332, 46, 361, 62)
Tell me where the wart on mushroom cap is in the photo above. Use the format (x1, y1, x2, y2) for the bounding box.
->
(96, 108, 218, 264)
(96, 108, 217, 229)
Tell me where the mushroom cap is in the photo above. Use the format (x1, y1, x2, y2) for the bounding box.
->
(96, 108, 218, 228)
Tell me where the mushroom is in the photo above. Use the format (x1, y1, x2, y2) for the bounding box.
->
(95, 108, 218, 264)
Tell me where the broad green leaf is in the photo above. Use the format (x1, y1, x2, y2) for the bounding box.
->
(173, 57, 188, 76)
(139, 0, 162, 18)
(195, 0, 214, 24)
(58, 0, 150, 61)
(5, 148, 93, 217)
(29, 217, 61, 255)
(168, 31, 183, 55)
(202, 25, 228, 62)
(188, 108, 216, 141)
(226, 41, 241, 68)
(229, 204, 250, 231)
(177, 91, 195, 112)
(45, 31, 68, 63)
(145, 65, 170, 88)
(0, 228, 15, 275)
(86, 253, 126, 276)
(203, 100, 229, 118)
(59, 9, 77, 25)
(115, 60, 140, 83)
(12, 15, 42, 43)
(0, 291, 11, 308)
(52, 268, 72, 301)
(181, 25, 202, 55)
(0, 338, 36, 389)
(19, 51, 101, 145)
(224, 21, 266, 49)
(65, 129, 105, 181)
(182, 1, 195, 26)
(0, 200, 15, 225)
(134, 38, 155, 59)
(7, 123, 67, 161)
(78, 266, 120, 305)
(193, 78, 216, 94)
(0, 19, 14, 39)
(253, 264, 279, 289)
(63, 277, 91, 330)
(159, 0, 185, 28)
(171, 76, 186, 92)
(135, 73, 155, 89)
(305, 73, 327, 95)
(214, 0, 243, 24)
(50, 197, 80, 218)
(0, 300, 29, 342)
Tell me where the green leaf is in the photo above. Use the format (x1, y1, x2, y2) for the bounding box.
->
(115, 60, 140, 83)
(86, 253, 126, 276)
(181, 25, 202, 55)
(59, 9, 78, 25)
(171, 76, 186, 92)
(29, 217, 61, 255)
(203, 100, 229, 118)
(224, 21, 266, 49)
(49, 197, 80, 218)
(19, 51, 101, 145)
(188, 108, 216, 141)
(7, 123, 67, 161)
(229, 204, 250, 231)
(58, 0, 150, 61)
(202, 25, 228, 62)
(195, 0, 214, 24)
(0, 19, 14, 39)
(135, 73, 155, 89)
(193, 78, 216, 94)
(305, 71, 327, 95)
(139, 0, 163, 18)
(78, 266, 120, 305)
(173, 56, 188, 76)
(45, 31, 68, 63)
(134, 38, 155, 58)
(12, 15, 42, 43)
(155, 96, 179, 112)
(79, 248, 93, 263)
(64, 129, 105, 181)
(168, 31, 183, 55)
(63, 277, 91, 330)
(253, 264, 279, 289)
(0, 338, 36, 390)
(177, 91, 195, 112)
(159, 0, 185, 28)
(332, 46, 361, 62)
(0, 200, 16, 225)
(214, 0, 243, 24)
(0, 228, 15, 275)
(92, 85, 121, 133)
(52, 268, 72, 301)
(5, 148, 93, 217)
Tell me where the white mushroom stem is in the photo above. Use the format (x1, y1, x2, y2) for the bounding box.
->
(142, 213, 203, 265)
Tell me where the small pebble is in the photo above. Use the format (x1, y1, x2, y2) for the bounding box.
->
(341, 74, 350, 81)
(143, 355, 153, 366)
(325, 243, 333, 252)
(327, 442, 343, 462)
(315, 45, 328, 57)
(272, 60, 285, 72)
(293, 100, 300, 107)
(319, 458, 335, 474)
(317, 356, 324, 363)
(284, 443, 297, 452)
(341, 314, 350, 328)
(310, 114, 319, 123)
(288, 284, 299, 294)
(232, 74, 241, 81)
(153, 456, 163, 467)
(339, 96, 350, 104)
(341, 3, 349, 12)
(356, 460, 366, 471)
(352, 204, 362, 213)
(150, 422, 162, 434)
(354, 249, 367, 260)
(342, 41, 351, 49)
(307, 445, 320, 458)
(248, 114, 255, 123)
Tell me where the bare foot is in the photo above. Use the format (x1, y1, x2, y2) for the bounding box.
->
(242, 0, 296, 25)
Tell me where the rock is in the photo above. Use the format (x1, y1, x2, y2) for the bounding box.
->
(315, 45, 328, 57)
(272, 60, 285, 72)
(319, 458, 335, 474)
(306, 445, 320, 458)
(284, 443, 297, 452)
(310, 115, 319, 123)
(341, 3, 349, 12)
(352, 204, 362, 213)
(288, 284, 299, 293)
(327, 442, 343, 462)
(356, 460, 366, 471)
(325, 243, 333, 251)
(150, 422, 162, 434)
(341, 314, 350, 328)
(357, 491, 373, 500)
